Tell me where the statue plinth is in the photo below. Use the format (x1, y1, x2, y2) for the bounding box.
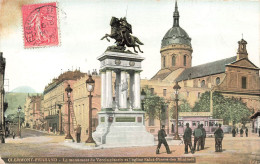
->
(93, 51, 154, 147)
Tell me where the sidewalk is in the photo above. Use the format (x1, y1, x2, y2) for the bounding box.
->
(25, 127, 61, 136)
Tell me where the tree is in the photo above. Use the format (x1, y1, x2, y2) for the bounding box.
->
(179, 99, 192, 112)
(213, 97, 251, 125)
(193, 91, 251, 125)
(6, 112, 25, 124)
(143, 86, 167, 127)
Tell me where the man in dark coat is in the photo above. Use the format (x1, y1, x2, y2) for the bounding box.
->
(183, 123, 194, 154)
(245, 127, 248, 137)
(214, 124, 224, 152)
(193, 124, 203, 151)
(200, 124, 206, 150)
(232, 127, 236, 137)
(75, 124, 81, 143)
(240, 128, 244, 137)
(156, 125, 171, 154)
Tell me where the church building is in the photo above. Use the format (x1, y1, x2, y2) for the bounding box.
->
(142, 1, 260, 135)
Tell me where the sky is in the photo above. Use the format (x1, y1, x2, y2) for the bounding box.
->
(0, 0, 259, 93)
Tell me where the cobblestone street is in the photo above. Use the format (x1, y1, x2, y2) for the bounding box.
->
(0, 128, 259, 164)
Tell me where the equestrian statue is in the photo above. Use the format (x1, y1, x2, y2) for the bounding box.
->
(101, 17, 144, 53)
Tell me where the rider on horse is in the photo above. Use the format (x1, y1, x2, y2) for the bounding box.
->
(101, 16, 143, 53)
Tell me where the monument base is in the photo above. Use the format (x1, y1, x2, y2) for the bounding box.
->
(64, 139, 74, 143)
(85, 142, 97, 147)
(93, 110, 154, 147)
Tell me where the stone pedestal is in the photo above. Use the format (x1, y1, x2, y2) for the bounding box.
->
(93, 111, 154, 146)
(93, 51, 154, 147)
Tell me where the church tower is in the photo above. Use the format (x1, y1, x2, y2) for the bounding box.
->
(236, 38, 248, 60)
(160, 1, 193, 70)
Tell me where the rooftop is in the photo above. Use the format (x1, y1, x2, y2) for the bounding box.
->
(175, 56, 237, 82)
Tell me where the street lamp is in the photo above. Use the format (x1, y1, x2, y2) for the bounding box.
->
(85, 75, 96, 146)
(17, 106, 22, 138)
(141, 89, 146, 111)
(173, 82, 181, 140)
(65, 84, 73, 140)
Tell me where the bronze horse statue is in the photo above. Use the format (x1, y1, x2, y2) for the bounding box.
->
(101, 17, 143, 53)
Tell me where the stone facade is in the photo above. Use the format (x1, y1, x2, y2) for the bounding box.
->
(0, 52, 6, 143)
(24, 95, 43, 128)
(141, 79, 173, 134)
(24, 96, 31, 127)
(43, 70, 86, 135)
(73, 74, 101, 139)
(24, 95, 43, 129)
(160, 44, 192, 70)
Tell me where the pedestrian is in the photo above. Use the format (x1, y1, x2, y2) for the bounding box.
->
(12, 131, 15, 139)
(75, 124, 81, 143)
(214, 124, 224, 152)
(236, 127, 238, 135)
(193, 124, 202, 152)
(156, 125, 171, 154)
(232, 127, 236, 137)
(200, 124, 206, 150)
(240, 128, 244, 137)
(245, 127, 248, 137)
(183, 123, 194, 154)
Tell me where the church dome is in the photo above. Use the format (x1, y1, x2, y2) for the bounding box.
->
(161, 1, 192, 48)
(161, 27, 191, 48)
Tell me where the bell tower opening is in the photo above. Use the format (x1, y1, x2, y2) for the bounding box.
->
(237, 38, 248, 60)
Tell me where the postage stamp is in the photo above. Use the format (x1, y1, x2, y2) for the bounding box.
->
(22, 2, 59, 48)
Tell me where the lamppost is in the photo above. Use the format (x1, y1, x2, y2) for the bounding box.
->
(141, 89, 146, 111)
(17, 106, 22, 138)
(65, 85, 73, 140)
(85, 75, 96, 146)
(57, 104, 63, 135)
(173, 82, 181, 140)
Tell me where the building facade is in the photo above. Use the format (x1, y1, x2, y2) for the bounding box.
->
(43, 70, 86, 135)
(24, 95, 32, 128)
(0, 52, 6, 143)
(73, 72, 101, 139)
(24, 94, 43, 129)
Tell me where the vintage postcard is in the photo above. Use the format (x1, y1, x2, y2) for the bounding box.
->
(0, 0, 259, 164)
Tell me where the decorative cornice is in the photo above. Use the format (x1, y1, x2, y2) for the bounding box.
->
(160, 46, 193, 53)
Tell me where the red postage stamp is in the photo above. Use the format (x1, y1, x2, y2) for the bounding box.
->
(22, 2, 59, 48)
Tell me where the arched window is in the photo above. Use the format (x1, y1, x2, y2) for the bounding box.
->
(216, 77, 220, 85)
(184, 55, 187, 66)
(163, 56, 166, 68)
(172, 56, 176, 66)
(201, 80, 205, 87)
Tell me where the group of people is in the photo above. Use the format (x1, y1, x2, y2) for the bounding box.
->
(183, 123, 207, 154)
(232, 127, 248, 137)
(156, 123, 224, 154)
